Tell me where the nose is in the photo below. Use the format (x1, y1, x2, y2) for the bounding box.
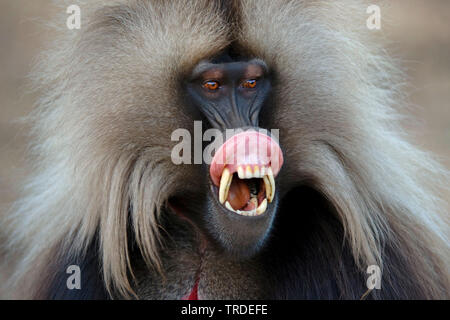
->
(227, 89, 253, 128)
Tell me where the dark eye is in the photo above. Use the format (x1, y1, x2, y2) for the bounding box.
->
(242, 79, 257, 89)
(203, 80, 220, 91)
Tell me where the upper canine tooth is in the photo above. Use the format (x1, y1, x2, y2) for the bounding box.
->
(263, 175, 272, 202)
(245, 166, 253, 179)
(237, 166, 245, 179)
(219, 168, 232, 204)
(267, 167, 275, 202)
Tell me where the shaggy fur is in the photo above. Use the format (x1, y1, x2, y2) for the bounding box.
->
(1, 0, 449, 299)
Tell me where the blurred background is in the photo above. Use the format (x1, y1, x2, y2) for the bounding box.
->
(0, 0, 449, 209)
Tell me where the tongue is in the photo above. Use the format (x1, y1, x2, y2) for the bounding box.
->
(227, 178, 251, 210)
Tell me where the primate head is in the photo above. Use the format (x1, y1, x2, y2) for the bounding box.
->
(181, 55, 283, 256)
(1, 0, 448, 300)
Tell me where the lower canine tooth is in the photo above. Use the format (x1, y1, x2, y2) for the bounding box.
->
(225, 201, 235, 212)
(219, 168, 232, 204)
(256, 198, 268, 215)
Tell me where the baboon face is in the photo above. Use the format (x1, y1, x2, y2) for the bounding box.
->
(169, 54, 284, 257)
(2, 0, 448, 301)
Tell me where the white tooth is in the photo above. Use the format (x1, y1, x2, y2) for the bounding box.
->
(253, 165, 261, 178)
(242, 196, 259, 217)
(219, 168, 232, 204)
(237, 166, 245, 179)
(245, 166, 253, 179)
(267, 167, 275, 203)
(256, 198, 268, 215)
(225, 201, 235, 212)
(260, 166, 266, 176)
(225, 194, 264, 216)
(263, 176, 272, 203)
(246, 208, 257, 216)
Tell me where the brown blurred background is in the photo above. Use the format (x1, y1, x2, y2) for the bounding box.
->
(0, 0, 449, 210)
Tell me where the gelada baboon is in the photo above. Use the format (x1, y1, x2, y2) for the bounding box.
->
(1, 0, 449, 299)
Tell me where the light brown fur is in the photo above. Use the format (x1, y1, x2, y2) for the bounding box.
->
(1, 0, 448, 299)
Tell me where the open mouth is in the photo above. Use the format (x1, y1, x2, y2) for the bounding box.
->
(210, 130, 284, 217)
(218, 165, 275, 216)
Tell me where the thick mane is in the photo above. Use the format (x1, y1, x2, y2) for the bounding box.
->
(1, 0, 231, 298)
(1, 0, 449, 299)
(238, 0, 449, 298)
